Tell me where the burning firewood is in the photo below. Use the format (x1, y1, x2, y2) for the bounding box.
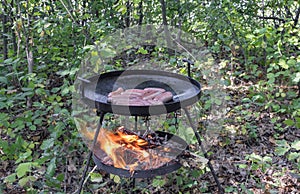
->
(116, 126, 165, 148)
(91, 126, 209, 175)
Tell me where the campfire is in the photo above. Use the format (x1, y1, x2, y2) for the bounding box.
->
(82, 126, 186, 175)
(95, 127, 184, 173)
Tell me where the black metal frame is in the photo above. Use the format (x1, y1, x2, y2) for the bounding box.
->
(76, 60, 224, 194)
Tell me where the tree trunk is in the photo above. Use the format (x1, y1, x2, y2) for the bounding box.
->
(160, 0, 168, 26)
(82, 0, 87, 26)
(23, 0, 34, 108)
(125, 0, 131, 27)
(11, 1, 17, 55)
(2, 0, 8, 60)
(176, 0, 182, 43)
(160, 0, 171, 49)
(138, 1, 143, 26)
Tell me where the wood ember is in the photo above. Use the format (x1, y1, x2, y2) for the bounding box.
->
(116, 126, 166, 148)
(107, 87, 173, 106)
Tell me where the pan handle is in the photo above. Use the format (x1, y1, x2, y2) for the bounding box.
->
(182, 58, 194, 78)
(77, 77, 91, 99)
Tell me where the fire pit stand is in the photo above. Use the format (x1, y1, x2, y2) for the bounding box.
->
(76, 61, 223, 193)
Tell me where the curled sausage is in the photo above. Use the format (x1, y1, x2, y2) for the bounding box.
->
(147, 99, 163, 105)
(154, 91, 173, 102)
(144, 87, 166, 93)
(121, 91, 144, 96)
(107, 92, 141, 102)
(108, 87, 124, 97)
(124, 89, 147, 94)
(116, 101, 144, 106)
(142, 91, 162, 100)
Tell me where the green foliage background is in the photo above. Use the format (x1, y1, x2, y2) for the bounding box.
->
(0, 0, 299, 193)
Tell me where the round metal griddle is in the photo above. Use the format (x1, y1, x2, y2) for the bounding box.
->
(92, 130, 188, 178)
(81, 70, 201, 116)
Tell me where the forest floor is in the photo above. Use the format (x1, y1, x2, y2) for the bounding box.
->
(1, 54, 300, 193)
(61, 85, 300, 193)
(1, 83, 300, 194)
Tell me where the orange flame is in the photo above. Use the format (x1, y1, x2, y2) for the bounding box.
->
(81, 125, 173, 173)
(101, 127, 173, 173)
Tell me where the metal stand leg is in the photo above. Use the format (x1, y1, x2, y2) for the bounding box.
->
(77, 111, 106, 194)
(134, 116, 138, 131)
(183, 108, 224, 194)
(130, 178, 136, 194)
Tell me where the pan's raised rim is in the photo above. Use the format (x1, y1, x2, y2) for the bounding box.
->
(80, 70, 201, 116)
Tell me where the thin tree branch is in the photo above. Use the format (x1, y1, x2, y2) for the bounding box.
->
(257, 15, 285, 22)
(58, 0, 94, 43)
(58, 0, 80, 26)
(294, 6, 300, 27)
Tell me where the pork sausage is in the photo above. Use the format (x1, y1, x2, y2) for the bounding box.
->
(147, 99, 163, 105)
(107, 93, 139, 102)
(108, 87, 124, 97)
(142, 91, 162, 100)
(124, 89, 147, 94)
(154, 91, 173, 102)
(144, 87, 166, 93)
(115, 100, 144, 106)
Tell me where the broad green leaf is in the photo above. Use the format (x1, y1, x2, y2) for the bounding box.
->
(4, 173, 16, 183)
(247, 153, 262, 162)
(136, 47, 148, 54)
(238, 164, 248, 169)
(291, 141, 300, 151)
(0, 76, 8, 84)
(278, 59, 288, 69)
(276, 140, 289, 147)
(18, 176, 36, 187)
(288, 152, 300, 161)
(29, 125, 36, 131)
(56, 173, 65, 182)
(61, 87, 69, 96)
(255, 28, 266, 34)
(40, 138, 55, 150)
(152, 177, 166, 188)
(275, 146, 289, 156)
(214, 98, 222, 105)
(16, 162, 32, 178)
(90, 172, 103, 183)
(116, 5, 127, 14)
(245, 34, 255, 39)
(263, 156, 272, 163)
(51, 87, 60, 93)
(242, 98, 251, 103)
(110, 174, 120, 183)
(293, 72, 300, 83)
(16, 150, 32, 163)
(19, 177, 29, 187)
(267, 73, 275, 83)
(284, 119, 294, 126)
(46, 158, 56, 176)
(225, 186, 236, 193)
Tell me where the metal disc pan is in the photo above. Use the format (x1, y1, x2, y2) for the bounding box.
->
(81, 70, 201, 116)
